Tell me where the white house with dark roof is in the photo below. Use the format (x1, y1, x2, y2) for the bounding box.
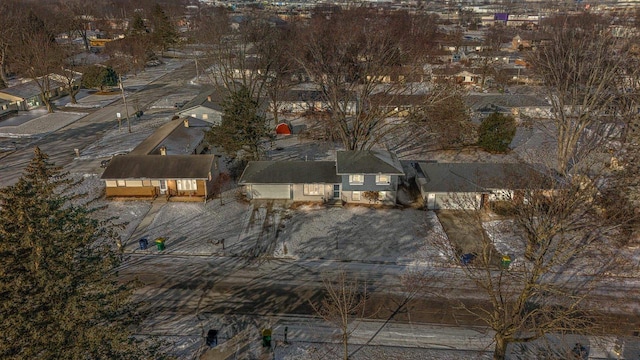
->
(176, 88, 225, 125)
(238, 150, 404, 205)
(416, 162, 550, 210)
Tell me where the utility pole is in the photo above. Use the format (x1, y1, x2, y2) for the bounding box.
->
(119, 74, 131, 133)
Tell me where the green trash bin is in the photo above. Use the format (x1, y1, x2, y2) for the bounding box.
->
(501, 255, 511, 269)
(262, 329, 272, 347)
(155, 238, 166, 251)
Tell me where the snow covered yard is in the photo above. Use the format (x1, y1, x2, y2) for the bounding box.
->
(276, 205, 439, 263)
(120, 197, 253, 256)
(79, 114, 170, 159)
(0, 111, 85, 137)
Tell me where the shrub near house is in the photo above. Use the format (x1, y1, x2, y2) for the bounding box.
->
(478, 112, 517, 153)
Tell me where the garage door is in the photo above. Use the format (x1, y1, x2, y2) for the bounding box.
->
(249, 184, 291, 199)
(435, 193, 480, 210)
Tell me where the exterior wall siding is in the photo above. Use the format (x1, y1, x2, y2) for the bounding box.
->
(341, 190, 397, 205)
(291, 183, 336, 201)
(179, 107, 222, 125)
(105, 186, 157, 198)
(340, 174, 398, 192)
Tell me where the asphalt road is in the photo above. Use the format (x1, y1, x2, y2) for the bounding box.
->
(120, 254, 640, 334)
(0, 61, 197, 187)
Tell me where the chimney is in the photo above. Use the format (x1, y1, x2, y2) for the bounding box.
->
(183, 118, 189, 128)
(160, 146, 166, 156)
(207, 95, 212, 102)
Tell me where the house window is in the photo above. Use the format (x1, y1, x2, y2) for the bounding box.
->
(177, 179, 197, 191)
(349, 174, 364, 185)
(116, 180, 126, 187)
(202, 113, 208, 120)
(352, 191, 361, 201)
(303, 184, 322, 195)
(376, 174, 390, 185)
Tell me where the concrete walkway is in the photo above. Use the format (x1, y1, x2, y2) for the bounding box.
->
(126, 197, 168, 249)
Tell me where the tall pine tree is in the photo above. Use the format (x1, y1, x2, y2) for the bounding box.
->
(0, 147, 161, 359)
(206, 86, 271, 160)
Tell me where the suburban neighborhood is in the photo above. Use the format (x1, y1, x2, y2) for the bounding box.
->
(1, 0, 640, 359)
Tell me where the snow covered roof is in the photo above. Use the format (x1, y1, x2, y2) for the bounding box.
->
(100, 154, 216, 180)
(336, 150, 404, 175)
(0, 77, 65, 100)
(177, 87, 224, 114)
(130, 118, 210, 156)
(418, 162, 549, 193)
(238, 161, 340, 184)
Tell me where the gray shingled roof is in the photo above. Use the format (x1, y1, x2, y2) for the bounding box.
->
(418, 162, 547, 193)
(130, 118, 210, 155)
(0, 78, 65, 99)
(465, 94, 549, 110)
(178, 87, 225, 113)
(336, 150, 404, 175)
(101, 155, 216, 179)
(238, 161, 340, 184)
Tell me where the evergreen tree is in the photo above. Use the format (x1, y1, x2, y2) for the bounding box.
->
(81, 65, 118, 91)
(206, 87, 271, 160)
(0, 147, 160, 359)
(150, 4, 177, 54)
(478, 112, 516, 153)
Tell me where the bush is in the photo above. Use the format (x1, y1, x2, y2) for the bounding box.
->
(478, 112, 517, 153)
(81, 65, 118, 91)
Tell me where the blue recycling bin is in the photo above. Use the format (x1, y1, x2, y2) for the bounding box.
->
(461, 253, 476, 265)
(139, 238, 149, 250)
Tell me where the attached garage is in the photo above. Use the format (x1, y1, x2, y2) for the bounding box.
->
(425, 193, 481, 210)
(248, 184, 291, 199)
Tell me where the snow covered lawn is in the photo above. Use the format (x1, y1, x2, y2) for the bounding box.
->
(0, 111, 85, 137)
(277, 205, 439, 263)
(121, 197, 252, 256)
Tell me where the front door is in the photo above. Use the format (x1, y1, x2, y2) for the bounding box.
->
(333, 184, 340, 198)
(159, 180, 167, 194)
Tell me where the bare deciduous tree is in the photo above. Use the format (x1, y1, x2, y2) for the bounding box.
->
(311, 271, 368, 360)
(11, 20, 64, 113)
(528, 27, 623, 175)
(0, 0, 24, 88)
(421, 168, 635, 359)
(296, 8, 434, 150)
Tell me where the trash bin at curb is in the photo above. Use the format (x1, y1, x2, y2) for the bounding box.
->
(139, 238, 149, 250)
(155, 238, 166, 251)
(501, 255, 512, 269)
(262, 329, 272, 347)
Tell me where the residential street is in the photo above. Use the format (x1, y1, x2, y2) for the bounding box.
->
(0, 59, 196, 187)
(2, 56, 639, 359)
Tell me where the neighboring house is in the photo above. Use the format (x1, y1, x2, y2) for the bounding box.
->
(0, 77, 66, 111)
(238, 161, 341, 202)
(465, 93, 551, 120)
(238, 150, 405, 205)
(176, 89, 224, 125)
(0, 99, 17, 119)
(336, 150, 404, 205)
(368, 93, 428, 117)
(455, 70, 481, 86)
(416, 162, 547, 210)
(270, 88, 357, 115)
(101, 117, 219, 201)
